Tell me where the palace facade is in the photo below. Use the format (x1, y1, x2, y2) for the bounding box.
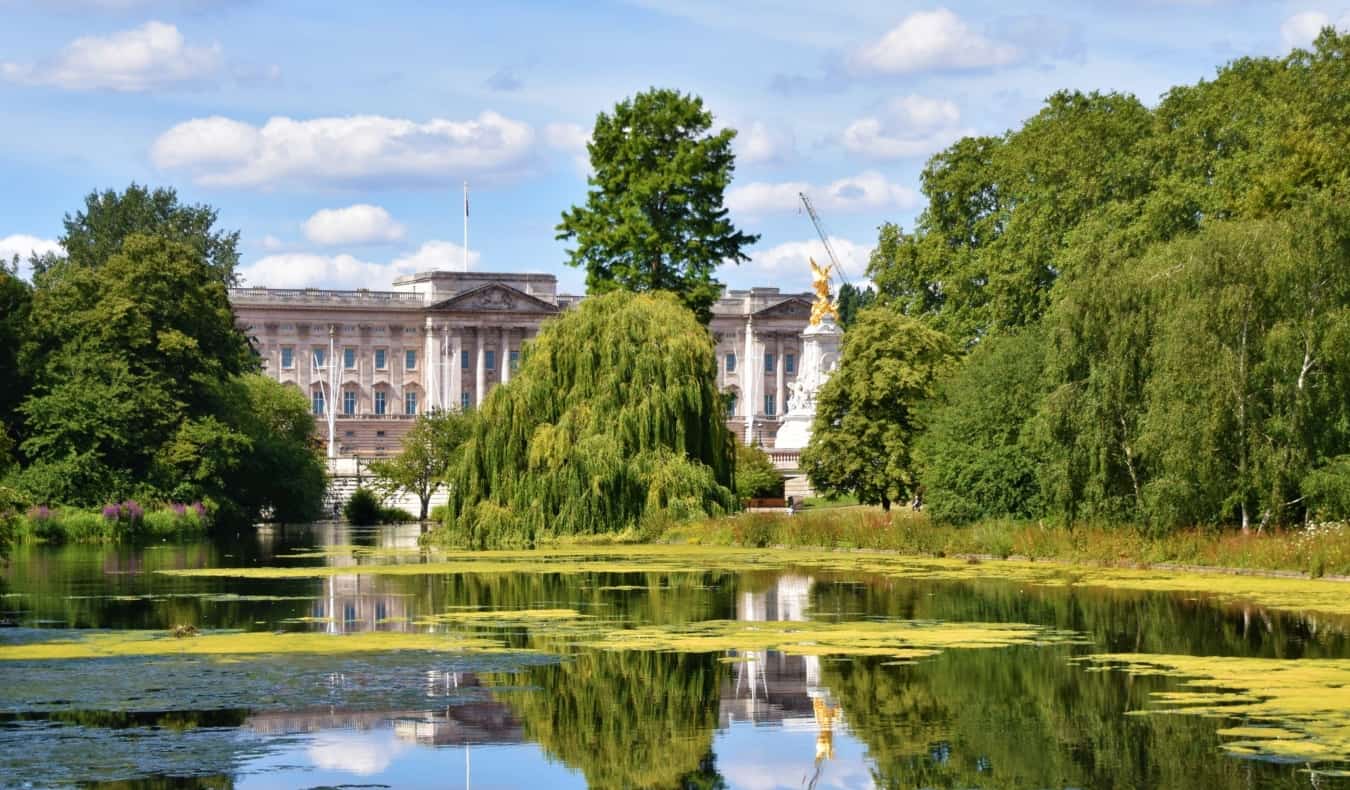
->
(229, 270, 815, 459)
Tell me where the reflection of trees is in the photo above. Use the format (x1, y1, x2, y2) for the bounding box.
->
(498, 650, 726, 789)
(823, 649, 1314, 789)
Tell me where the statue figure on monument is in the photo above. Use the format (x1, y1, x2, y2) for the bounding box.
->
(775, 257, 843, 451)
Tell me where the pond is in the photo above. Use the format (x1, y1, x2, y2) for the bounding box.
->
(2, 524, 1348, 789)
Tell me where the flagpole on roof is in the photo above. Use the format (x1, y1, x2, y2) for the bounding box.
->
(462, 181, 469, 272)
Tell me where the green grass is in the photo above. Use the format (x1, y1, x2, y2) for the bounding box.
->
(660, 510, 1350, 578)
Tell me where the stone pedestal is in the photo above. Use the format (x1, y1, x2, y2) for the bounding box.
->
(774, 315, 842, 450)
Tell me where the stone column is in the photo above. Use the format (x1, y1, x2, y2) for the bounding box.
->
(423, 319, 439, 411)
(743, 316, 756, 444)
(475, 327, 486, 408)
(449, 329, 463, 411)
(775, 333, 785, 421)
(500, 326, 511, 385)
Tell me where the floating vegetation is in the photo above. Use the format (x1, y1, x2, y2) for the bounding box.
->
(1079, 653, 1350, 765)
(576, 619, 1084, 660)
(159, 545, 1350, 618)
(416, 608, 585, 624)
(0, 629, 516, 661)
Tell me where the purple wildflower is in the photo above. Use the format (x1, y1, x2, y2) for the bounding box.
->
(191, 501, 206, 517)
(101, 504, 120, 521)
(120, 500, 144, 522)
(171, 502, 187, 516)
(26, 505, 51, 522)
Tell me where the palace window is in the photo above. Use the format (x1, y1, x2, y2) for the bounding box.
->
(764, 394, 776, 417)
(312, 390, 325, 416)
(726, 353, 736, 372)
(726, 393, 737, 418)
(461, 350, 470, 369)
(374, 349, 387, 370)
(313, 348, 326, 370)
(509, 350, 520, 371)
(343, 389, 356, 416)
(461, 391, 471, 411)
(405, 349, 417, 371)
(486, 350, 496, 371)
(764, 353, 775, 373)
(374, 390, 386, 415)
(405, 391, 418, 415)
(343, 348, 356, 369)
(785, 353, 796, 374)
(281, 347, 294, 369)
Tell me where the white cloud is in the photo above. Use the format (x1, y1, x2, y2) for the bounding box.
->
(544, 122, 589, 152)
(735, 121, 795, 165)
(1281, 10, 1349, 49)
(850, 8, 1020, 75)
(842, 94, 970, 160)
(0, 234, 63, 280)
(727, 171, 918, 216)
(306, 733, 409, 776)
(260, 234, 284, 251)
(743, 236, 872, 285)
(151, 111, 535, 188)
(1, 21, 221, 91)
(240, 240, 479, 290)
(302, 204, 406, 246)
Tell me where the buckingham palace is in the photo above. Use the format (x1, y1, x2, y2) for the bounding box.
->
(229, 270, 816, 460)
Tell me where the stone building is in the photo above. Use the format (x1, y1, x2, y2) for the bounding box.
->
(228, 270, 814, 460)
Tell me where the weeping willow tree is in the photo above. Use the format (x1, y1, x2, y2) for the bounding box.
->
(438, 291, 735, 546)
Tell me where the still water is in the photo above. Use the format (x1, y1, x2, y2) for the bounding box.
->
(1, 524, 1347, 789)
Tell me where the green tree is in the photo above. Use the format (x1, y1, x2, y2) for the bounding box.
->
(835, 282, 875, 328)
(557, 88, 759, 323)
(0, 258, 33, 445)
(369, 409, 475, 521)
(918, 327, 1048, 524)
(734, 442, 782, 500)
(223, 375, 327, 523)
(36, 184, 240, 285)
(802, 307, 958, 510)
(438, 291, 735, 546)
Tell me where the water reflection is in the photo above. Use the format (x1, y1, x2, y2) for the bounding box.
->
(2, 526, 1349, 788)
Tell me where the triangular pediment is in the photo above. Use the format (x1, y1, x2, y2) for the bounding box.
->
(429, 283, 560, 314)
(753, 297, 813, 320)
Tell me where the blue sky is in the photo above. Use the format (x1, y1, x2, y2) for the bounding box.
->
(1, 0, 1346, 294)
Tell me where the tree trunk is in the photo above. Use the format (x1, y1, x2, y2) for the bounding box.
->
(419, 496, 429, 522)
(880, 496, 891, 512)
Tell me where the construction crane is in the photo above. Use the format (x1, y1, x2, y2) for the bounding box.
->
(798, 192, 851, 288)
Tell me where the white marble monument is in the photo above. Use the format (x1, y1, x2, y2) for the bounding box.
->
(774, 259, 843, 450)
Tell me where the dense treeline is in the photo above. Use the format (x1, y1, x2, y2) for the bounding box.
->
(0, 185, 326, 532)
(813, 31, 1350, 531)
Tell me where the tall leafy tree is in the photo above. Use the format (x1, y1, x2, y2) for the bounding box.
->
(0, 258, 32, 444)
(557, 88, 759, 323)
(35, 183, 241, 285)
(369, 409, 475, 521)
(802, 307, 958, 510)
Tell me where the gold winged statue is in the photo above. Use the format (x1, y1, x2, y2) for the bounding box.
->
(809, 257, 839, 325)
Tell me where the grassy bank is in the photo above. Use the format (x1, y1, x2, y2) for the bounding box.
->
(14, 501, 209, 544)
(657, 507, 1350, 578)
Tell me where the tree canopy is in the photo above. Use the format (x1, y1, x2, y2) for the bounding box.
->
(889, 30, 1350, 531)
(369, 409, 475, 521)
(802, 307, 958, 510)
(438, 291, 735, 546)
(557, 88, 759, 323)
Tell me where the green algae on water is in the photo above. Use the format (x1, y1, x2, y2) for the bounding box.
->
(1078, 653, 1350, 765)
(0, 629, 519, 661)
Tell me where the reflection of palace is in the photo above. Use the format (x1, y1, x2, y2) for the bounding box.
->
(297, 523, 426, 633)
(723, 575, 844, 763)
(229, 270, 816, 456)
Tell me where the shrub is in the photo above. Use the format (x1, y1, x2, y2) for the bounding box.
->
(62, 510, 109, 541)
(735, 443, 783, 500)
(344, 488, 381, 526)
(143, 510, 178, 538)
(379, 506, 416, 524)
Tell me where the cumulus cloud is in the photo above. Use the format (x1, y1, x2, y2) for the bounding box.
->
(735, 121, 795, 166)
(1, 21, 221, 91)
(842, 94, 971, 160)
(302, 204, 406, 246)
(727, 171, 918, 216)
(0, 234, 63, 279)
(1281, 10, 1349, 49)
(850, 8, 1019, 75)
(239, 240, 479, 290)
(151, 111, 535, 188)
(544, 122, 589, 152)
(742, 236, 873, 286)
(260, 234, 284, 251)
